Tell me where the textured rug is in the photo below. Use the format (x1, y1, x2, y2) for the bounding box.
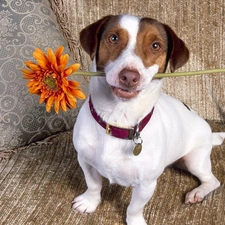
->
(0, 123, 225, 225)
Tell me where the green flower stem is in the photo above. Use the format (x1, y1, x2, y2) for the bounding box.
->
(75, 68, 225, 78)
(76, 71, 105, 76)
(154, 68, 225, 78)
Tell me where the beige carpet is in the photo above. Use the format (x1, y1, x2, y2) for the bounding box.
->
(0, 122, 225, 225)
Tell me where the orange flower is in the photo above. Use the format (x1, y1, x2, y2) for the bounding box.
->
(22, 46, 86, 114)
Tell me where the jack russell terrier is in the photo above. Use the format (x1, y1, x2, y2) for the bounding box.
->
(72, 14, 225, 225)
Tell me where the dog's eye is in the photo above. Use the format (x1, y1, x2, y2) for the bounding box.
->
(152, 42, 161, 51)
(108, 34, 119, 44)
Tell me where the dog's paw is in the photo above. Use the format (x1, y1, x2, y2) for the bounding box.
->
(185, 188, 204, 204)
(72, 191, 101, 213)
(185, 179, 220, 204)
(126, 216, 147, 225)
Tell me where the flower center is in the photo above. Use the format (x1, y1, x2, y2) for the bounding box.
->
(43, 73, 58, 91)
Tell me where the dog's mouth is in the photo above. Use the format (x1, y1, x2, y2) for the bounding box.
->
(111, 86, 139, 99)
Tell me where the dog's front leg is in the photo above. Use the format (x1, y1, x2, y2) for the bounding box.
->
(126, 181, 157, 225)
(72, 155, 102, 213)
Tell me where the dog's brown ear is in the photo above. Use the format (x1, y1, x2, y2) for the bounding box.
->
(80, 15, 113, 60)
(164, 25, 189, 72)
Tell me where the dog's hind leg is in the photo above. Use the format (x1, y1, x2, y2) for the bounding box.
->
(72, 155, 102, 213)
(181, 145, 220, 204)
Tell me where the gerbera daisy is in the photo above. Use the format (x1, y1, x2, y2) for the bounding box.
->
(22, 46, 86, 114)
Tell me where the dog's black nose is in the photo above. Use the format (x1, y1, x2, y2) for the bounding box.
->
(119, 69, 140, 88)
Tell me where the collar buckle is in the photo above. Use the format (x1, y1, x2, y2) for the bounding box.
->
(128, 128, 135, 139)
(106, 123, 111, 135)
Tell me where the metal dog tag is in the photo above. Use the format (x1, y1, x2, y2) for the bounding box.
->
(132, 123, 143, 156)
(133, 143, 142, 156)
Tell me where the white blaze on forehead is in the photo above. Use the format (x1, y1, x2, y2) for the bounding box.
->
(105, 14, 159, 90)
(119, 14, 141, 49)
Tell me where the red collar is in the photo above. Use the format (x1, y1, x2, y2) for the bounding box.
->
(89, 96, 154, 140)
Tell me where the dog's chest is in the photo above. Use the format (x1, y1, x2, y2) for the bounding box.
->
(99, 156, 139, 186)
(83, 138, 142, 186)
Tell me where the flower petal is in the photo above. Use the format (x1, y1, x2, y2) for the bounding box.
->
(70, 63, 80, 73)
(51, 63, 59, 75)
(60, 96, 67, 112)
(54, 95, 61, 114)
(47, 48, 57, 65)
(26, 80, 39, 87)
(35, 48, 46, 56)
(55, 46, 64, 60)
(39, 91, 48, 104)
(25, 61, 41, 71)
(68, 80, 80, 89)
(64, 63, 80, 77)
(22, 69, 37, 79)
(58, 54, 69, 71)
(46, 95, 55, 112)
(33, 52, 49, 70)
(29, 86, 41, 94)
(65, 92, 76, 108)
(70, 88, 86, 99)
(64, 68, 72, 76)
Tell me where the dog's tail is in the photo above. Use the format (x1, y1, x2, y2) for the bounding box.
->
(212, 132, 225, 146)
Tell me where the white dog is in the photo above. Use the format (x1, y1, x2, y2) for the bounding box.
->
(72, 14, 225, 225)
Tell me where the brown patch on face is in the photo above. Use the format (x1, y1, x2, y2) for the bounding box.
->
(135, 18, 169, 73)
(96, 18, 129, 71)
(80, 15, 189, 74)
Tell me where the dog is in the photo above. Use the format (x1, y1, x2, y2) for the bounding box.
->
(72, 14, 225, 225)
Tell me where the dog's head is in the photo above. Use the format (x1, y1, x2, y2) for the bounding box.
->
(80, 14, 189, 99)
